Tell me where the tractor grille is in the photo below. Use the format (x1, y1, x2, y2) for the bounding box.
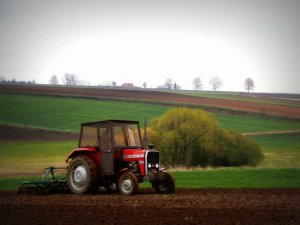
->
(146, 150, 159, 173)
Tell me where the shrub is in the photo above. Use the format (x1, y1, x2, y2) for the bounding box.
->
(148, 107, 263, 167)
(214, 128, 264, 166)
(148, 107, 218, 167)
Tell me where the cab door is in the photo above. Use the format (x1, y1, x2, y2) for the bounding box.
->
(99, 126, 114, 175)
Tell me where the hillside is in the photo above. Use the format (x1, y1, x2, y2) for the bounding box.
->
(1, 84, 299, 119)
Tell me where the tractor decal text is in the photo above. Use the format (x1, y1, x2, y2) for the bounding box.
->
(123, 154, 144, 159)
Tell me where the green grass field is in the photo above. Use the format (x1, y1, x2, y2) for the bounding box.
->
(1, 93, 299, 133)
(171, 168, 300, 188)
(0, 93, 170, 131)
(253, 134, 300, 168)
(0, 141, 75, 177)
(215, 114, 300, 133)
(1, 168, 299, 190)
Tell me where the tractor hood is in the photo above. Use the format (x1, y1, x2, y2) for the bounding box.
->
(119, 149, 159, 176)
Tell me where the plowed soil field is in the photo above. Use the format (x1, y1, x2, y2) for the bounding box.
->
(1, 189, 299, 225)
(0, 124, 78, 143)
(1, 84, 300, 119)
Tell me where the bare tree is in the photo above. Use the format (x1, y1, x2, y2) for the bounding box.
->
(193, 77, 203, 90)
(63, 73, 79, 86)
(77, 80, 90, 86)
(209, 76, 223, 92)
(164, 78, 173, 90)
(244, 77, 255, 92)
(49, 75, 59, 85)
(0, 76, 5, 83)
(142, 82, 147, 88)
(173, 82, 181, 90)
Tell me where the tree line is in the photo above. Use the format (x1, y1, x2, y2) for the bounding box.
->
(50, 73, 255, 92)
(49, 73, 255, 92)
(192, 76, 255, 92)
(1, 73, 255, 93)
(0, 76, 35, 85)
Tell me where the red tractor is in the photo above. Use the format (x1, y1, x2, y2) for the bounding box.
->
(66, 120, 175, 195)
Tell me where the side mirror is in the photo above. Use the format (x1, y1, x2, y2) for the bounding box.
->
(148, 144, 155, 149)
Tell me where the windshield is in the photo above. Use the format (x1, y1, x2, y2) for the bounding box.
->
(114, 124, 141, 147)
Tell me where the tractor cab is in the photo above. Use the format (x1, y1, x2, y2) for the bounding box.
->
(79, 120, 142, 149)
(77, 120, 143, 175)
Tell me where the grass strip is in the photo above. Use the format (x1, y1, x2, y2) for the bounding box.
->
(1, 168, 299, 191)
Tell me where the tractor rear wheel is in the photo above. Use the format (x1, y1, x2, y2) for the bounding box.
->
(67, 155, 99, 194)
(152, 172, 175, 194)
(117, 172, 139, 195)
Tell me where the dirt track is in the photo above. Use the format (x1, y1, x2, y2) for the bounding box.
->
(1, 189, 299, 225)
(1, 84, 300, 119)
(0, 124, 78, 142)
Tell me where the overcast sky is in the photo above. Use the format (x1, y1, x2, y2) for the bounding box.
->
(0, 0, 299, 93)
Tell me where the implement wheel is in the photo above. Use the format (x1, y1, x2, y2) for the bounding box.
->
(152, 172, 175, 194)
(118, 172, 139, 195)
(67, 155, 99, 194)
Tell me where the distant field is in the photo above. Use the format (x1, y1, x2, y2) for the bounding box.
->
(253, 134, 300, 168)
(1, 84, 299, 119)
(215, 114, 300, 133)
(0, 93, 169, 131)
(170, 90, 300, 108)
(1, 93, 300, 133)
(0, 141, 75, 176)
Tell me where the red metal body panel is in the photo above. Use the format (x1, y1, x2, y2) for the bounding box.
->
(120, 149, 146, 176)
(112, 148, 147, 176)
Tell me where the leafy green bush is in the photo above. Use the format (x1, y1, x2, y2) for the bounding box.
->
(149, 107, 263, 167)
(213, 128, 264, 166)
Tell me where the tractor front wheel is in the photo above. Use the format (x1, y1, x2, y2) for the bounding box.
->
(152, 172, 175, 194)
(117, 172, 139, 195)
(67, 155, 99, 194)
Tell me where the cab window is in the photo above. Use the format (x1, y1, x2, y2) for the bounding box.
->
(99, 127, 112, 149)
(113, 125, 127, 146)
(80, 126, 97, 147)
(127, 124, 141, 147)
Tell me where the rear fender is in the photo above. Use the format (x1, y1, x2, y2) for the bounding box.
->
(65, 147, 98, 163)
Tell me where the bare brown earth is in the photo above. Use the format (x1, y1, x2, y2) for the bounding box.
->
(1, 84, 300, 119)
(0, 189, 299, 225)
(0, 124, 78, 142)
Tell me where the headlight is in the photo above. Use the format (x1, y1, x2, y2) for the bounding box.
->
(155, 163, 159, 168)
(148, 163, 151, 168)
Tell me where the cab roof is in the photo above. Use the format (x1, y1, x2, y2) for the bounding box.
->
(81, 119, 140, 127)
